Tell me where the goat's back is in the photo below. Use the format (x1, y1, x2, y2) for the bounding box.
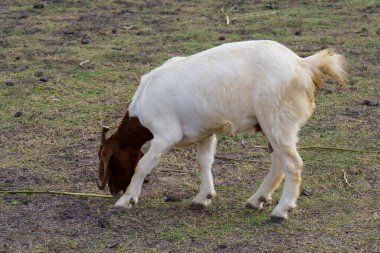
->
(128, 40, 342, 143)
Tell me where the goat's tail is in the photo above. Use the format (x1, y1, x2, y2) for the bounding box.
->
(303, 49, 347, 89)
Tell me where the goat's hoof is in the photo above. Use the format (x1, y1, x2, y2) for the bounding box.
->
(269, 215, 286, 223)
(114, 194, 138, 209)
(270, 207, 290, 220)
(258, 196, 269, 203)
(113, 202, 132, 209)
(245, 202, 263, 211)
(190, 202, 206, 210)
(111, 205, 128, 214)
(206, 191, 217, 199)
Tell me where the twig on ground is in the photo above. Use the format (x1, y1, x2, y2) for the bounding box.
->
(221, 9, 278, 25)
(79, 60, 90, 66)
(221, 5, 236, 25)
(342, 170, 364, 196)
(298, 146, 369, 152)
(0, 190, 114, 198)
(159, 169, 187, 174)
(215, 144, 375, 163)
(123, 25, 136, 30)
(215, 155, 259, 163)
(342, 170, 352, 187)
(241, 138, 247, 148)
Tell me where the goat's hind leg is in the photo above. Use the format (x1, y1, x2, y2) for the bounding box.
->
(253, 110, 304, 219)
(191, 134, 217, 208)
(271, 147, 303, 219)
(246, 151, 284, 210)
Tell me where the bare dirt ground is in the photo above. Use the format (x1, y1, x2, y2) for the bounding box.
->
(0, 0, 379, 252)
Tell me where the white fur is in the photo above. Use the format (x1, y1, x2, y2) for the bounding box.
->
(114, 40, 347, 219)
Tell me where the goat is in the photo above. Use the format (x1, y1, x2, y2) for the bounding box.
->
(98, 40, 347, 219)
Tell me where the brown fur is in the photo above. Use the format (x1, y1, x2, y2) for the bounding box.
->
(98, 111, 153, 195)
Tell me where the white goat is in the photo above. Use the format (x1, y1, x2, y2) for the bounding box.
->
(114, 40, 347, 219)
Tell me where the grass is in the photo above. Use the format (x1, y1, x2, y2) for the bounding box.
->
(1, 0, 379, 252)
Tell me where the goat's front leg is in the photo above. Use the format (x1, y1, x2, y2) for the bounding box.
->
(114, 138, 172, 208)
(191, 135, 217, 208)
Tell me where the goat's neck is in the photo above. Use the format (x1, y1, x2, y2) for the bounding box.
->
(115, 111, 153, 147)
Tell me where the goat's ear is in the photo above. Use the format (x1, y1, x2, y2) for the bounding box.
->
(97, 148, 113, 190)
(101, 126, 109, 145)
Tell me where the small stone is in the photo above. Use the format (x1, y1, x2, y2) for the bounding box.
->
(97, 217, 110, 228)
(218, 35, 225, 41)
(39, 77, 49, 82)
(265, 3, 279, 10)
(33, 3, 44, 9)
(301, 188, 313, 196)
(34, 71, 43, 77)
(81, 38, 90, 44)
(106, 241, 119, 249)
(111, 46, 123, 50)
(164, 190, 184, 202)
(164, 194, 181, 202)
(14, 111, 22, 117)
(5, 81, 15, 86)
(217, 244, 228, 250)
(18, 13, 28, 19)
(21, 199, 31, 205)
(19, 65, 29, 71)
(362, 99, 379, 106)
(294, 29, 302, 36)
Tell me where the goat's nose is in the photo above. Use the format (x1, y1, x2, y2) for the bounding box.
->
(112, 192, 122, 198)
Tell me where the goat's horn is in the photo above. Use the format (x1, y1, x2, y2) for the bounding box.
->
(101, 126, 109, 145)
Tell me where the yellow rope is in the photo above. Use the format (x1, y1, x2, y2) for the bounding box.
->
(0, 190, 114, 198)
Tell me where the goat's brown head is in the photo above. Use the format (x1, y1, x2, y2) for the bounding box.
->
(97, 113, 153, 196)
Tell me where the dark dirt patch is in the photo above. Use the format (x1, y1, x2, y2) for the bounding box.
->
(0, 167, 45, 189)
(1, 195, 114, 252)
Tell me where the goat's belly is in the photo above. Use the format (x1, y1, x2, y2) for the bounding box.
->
(175, 116, 258, 147)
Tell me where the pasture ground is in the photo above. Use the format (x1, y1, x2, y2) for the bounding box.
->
(0, 0, 379, 252)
